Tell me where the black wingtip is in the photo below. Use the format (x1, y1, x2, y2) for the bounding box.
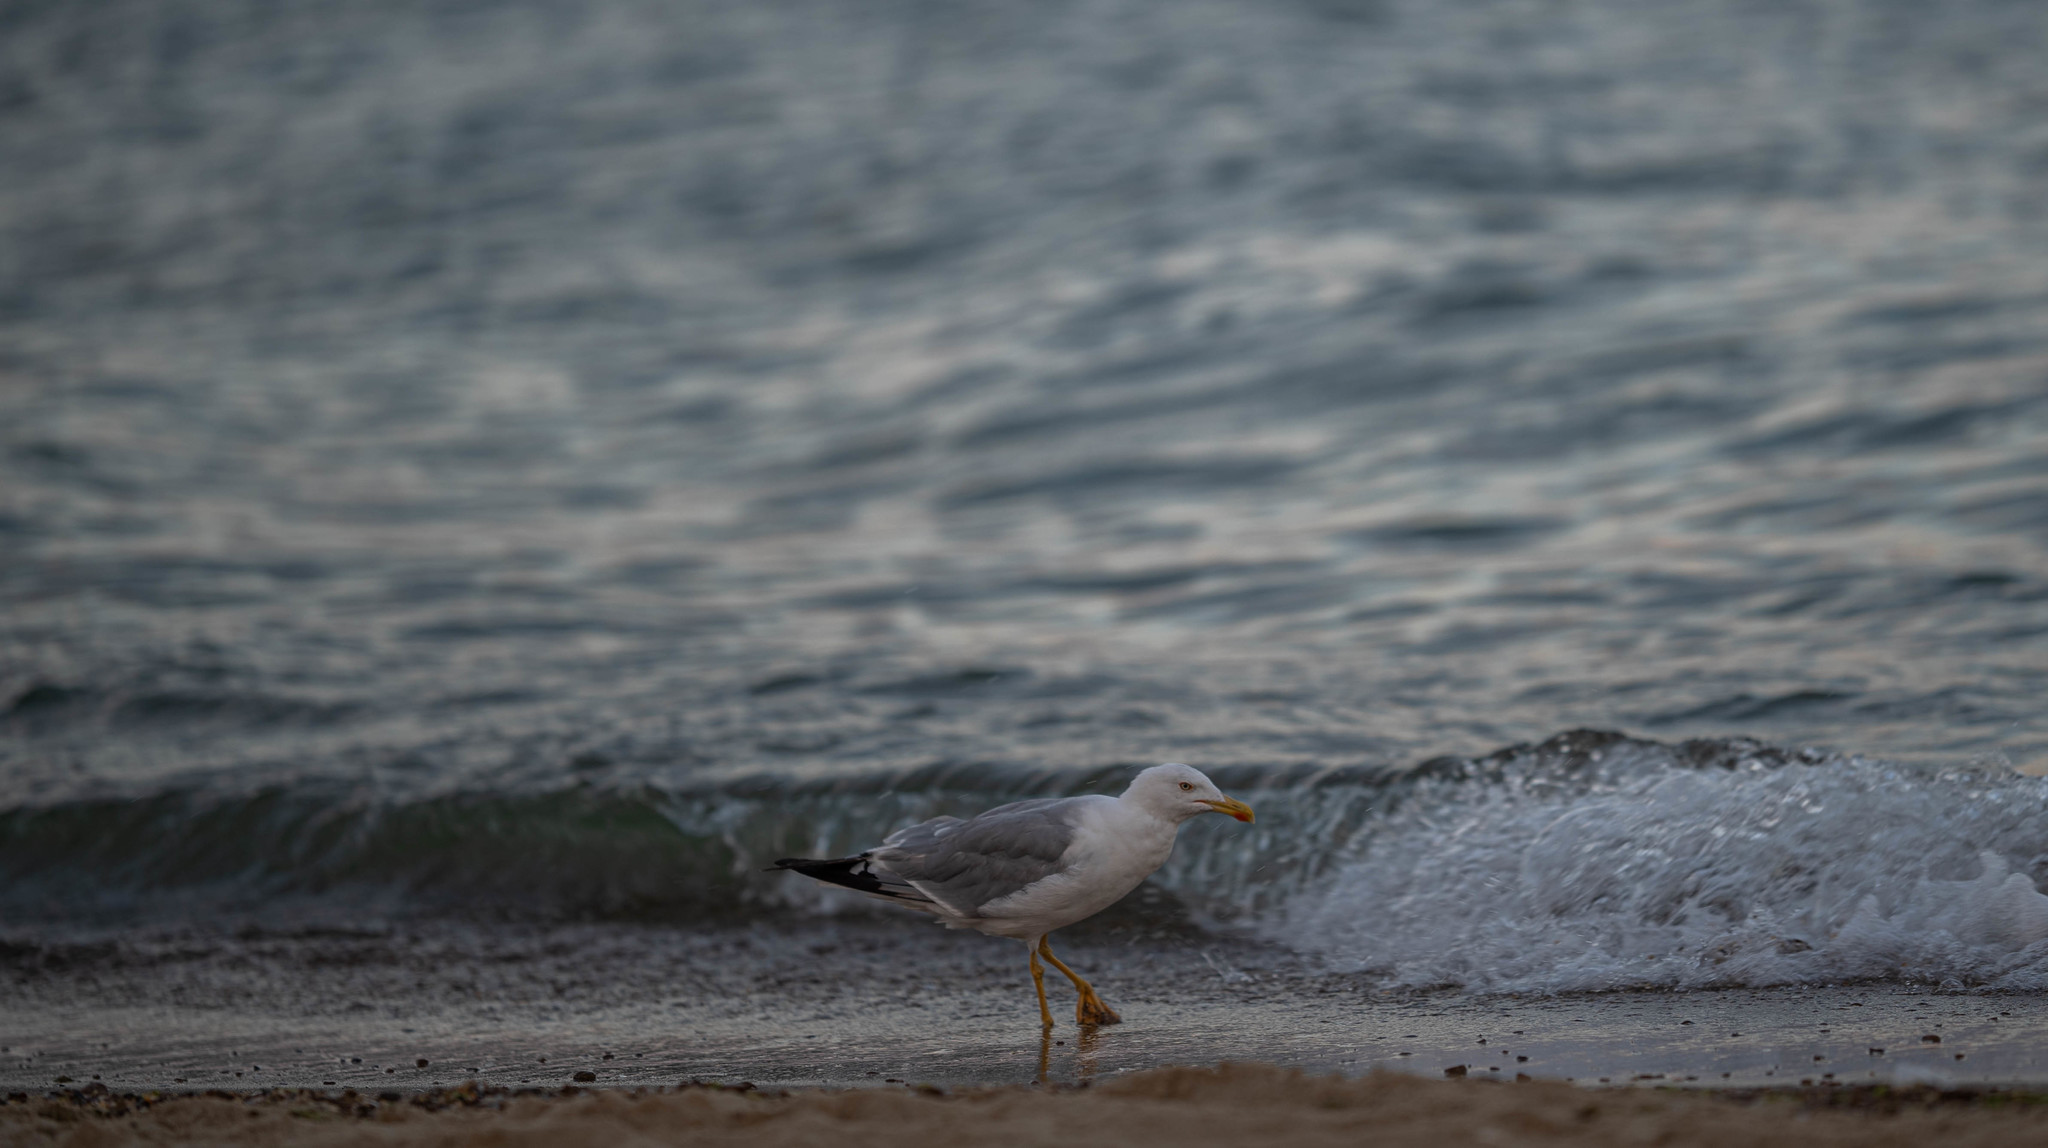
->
(772, 853, 897, 896)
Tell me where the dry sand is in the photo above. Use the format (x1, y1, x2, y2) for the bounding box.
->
(11, 1063, 2048, 1148)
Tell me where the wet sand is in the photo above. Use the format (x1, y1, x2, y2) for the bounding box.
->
(14, 917, 2048, 1144)
(13, 1065, 2048, 1147)
(8, 917, 2048, 1094)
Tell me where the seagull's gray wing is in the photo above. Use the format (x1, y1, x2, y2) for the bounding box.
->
(872, 797, 1081, 916)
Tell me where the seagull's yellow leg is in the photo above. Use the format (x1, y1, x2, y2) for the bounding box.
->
(1038, 935, 1121, 1026)
(1028, 940, 1054, 1028)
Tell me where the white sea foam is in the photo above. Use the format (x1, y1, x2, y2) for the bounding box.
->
(1268, 744, 2048, 993)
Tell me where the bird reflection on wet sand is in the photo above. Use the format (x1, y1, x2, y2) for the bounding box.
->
(1038, 1024, 1107, 1087)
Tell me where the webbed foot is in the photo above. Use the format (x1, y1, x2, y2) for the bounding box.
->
(1075, 992, 1121, 1026)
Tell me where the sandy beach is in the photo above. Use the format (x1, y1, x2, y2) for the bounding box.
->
(13, 1064, 2048, 1147)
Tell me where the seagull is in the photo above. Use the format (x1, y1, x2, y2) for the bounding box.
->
(772, 763, 1255, 1027)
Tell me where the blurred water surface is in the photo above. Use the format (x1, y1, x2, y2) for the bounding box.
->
(3, 0, 2048, 960)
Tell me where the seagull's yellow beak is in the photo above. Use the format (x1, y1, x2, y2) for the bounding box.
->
(1198, 796, 1255, 823)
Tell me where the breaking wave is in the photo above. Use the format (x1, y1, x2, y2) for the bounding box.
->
(1267, 732, 2048, 993)
(10, 730, 2048, 995)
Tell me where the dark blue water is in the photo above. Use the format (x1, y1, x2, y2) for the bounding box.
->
(4, 0, 2048, 992)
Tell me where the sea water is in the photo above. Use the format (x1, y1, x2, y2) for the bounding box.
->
(4, 0, 2048, 1038)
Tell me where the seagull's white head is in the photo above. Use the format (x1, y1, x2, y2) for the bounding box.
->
(1121, 763, 1256, 825)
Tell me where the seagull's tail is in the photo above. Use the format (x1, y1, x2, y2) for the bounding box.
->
(769, 853, 936, 907)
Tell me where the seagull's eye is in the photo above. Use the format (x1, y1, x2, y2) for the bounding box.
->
(1179, 781, 1193, 791)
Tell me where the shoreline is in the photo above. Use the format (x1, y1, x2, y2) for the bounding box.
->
(11, 918, 2048, 1096)
(13, 1065, 2048, 1147)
